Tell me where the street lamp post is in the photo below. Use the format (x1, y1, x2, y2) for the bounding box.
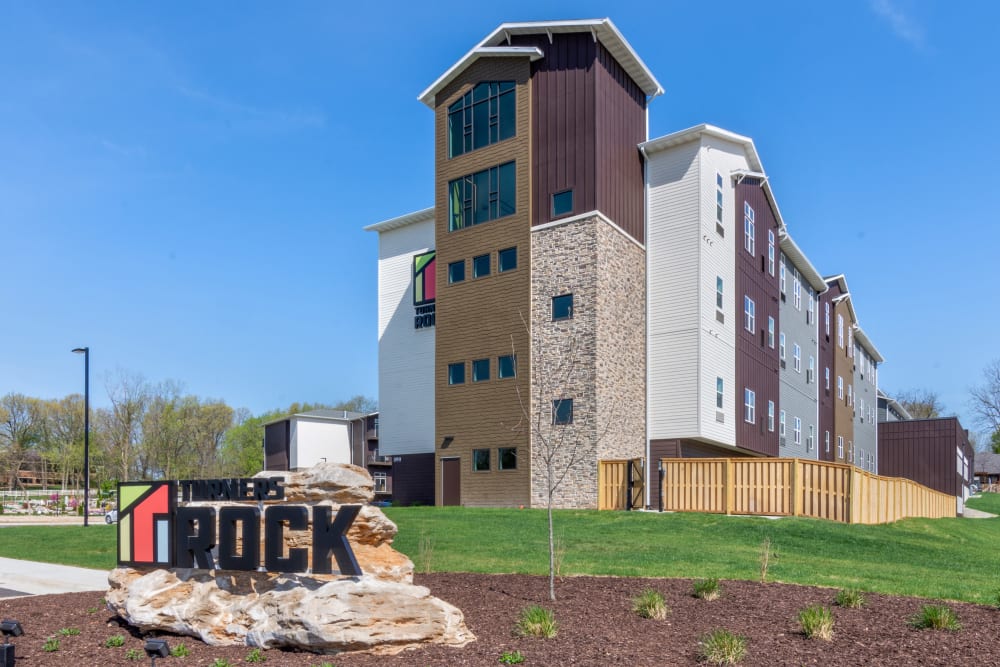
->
(72, 347, 90, 527)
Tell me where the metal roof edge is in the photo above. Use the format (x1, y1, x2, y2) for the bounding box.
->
(364, 207, 435, 233)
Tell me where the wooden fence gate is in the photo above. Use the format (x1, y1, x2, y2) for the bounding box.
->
(598, 459, 644, 510)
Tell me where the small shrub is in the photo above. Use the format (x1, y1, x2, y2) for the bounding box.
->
(516, 605, 557, 638)
(835, 588, 866, 609)
(212, 660, 234, 667)
(698, 629, 748, 665)
(171, 642, 191, 657)
(910, 604, 961, 631)
(86, 607, 99, 614)
(798, 605, 835, 640)
(693, 578, 721, 601)
(58, 627, 81, 636)
(247, 647, 267, 662)
(125, 648, 143, 660)
(499, 649, 525, 664)
(104, 634, 126, 648)
(632, 588, 669, 620)
(43, 637, 60, 652)
(417, 533, 434, 574)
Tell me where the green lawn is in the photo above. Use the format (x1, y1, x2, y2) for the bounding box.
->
(966, 492, 1000, 515)
(2, 503, 998, 604)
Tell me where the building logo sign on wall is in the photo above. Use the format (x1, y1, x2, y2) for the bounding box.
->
(117, 478, 362, 576)
(413, 250, 436, 329)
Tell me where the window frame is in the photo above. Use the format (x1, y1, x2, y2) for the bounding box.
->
(498, 246, 517, 273)
(744, 388, 756, 424)
(767, 400, 775, 432)
(472, 358, 490, 383)
(767, 230, 775, 275)
(552, 398, 574, 425)
(448, 362, 465, 385)
(472, 253, 491, 279)
(716, 377, 724, 409)
(448, 161, 516, 231)
(744, 201, 755, 255)
(793, 343, 801, 373)
(447, 80, 516, 158)
(552, 293, 574, 321)
(744, 295, 755, 333)
(498, 447, 517, 470)
(448, 260, 465, 284)
(779, 410, 786, 436)
(498, 354, 516, 379)
(472, 448, 491, 472)
(767, 316, 775, 348)
(794, 417, 802, 445)
(551, 189, 574, 218)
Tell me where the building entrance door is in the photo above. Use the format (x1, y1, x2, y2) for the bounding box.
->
(441, 457, 460, 506)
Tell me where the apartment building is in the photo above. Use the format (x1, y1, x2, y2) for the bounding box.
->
(368, 19, 886, 508)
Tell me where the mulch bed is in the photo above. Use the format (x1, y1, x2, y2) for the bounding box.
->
(2, 573, 998, 666)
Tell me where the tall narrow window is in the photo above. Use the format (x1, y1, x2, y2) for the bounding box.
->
(808, 356, 815, 383)
(779, 256, 786, 294)
(837, 314, 844, 348)
(825, 367, 831, 390)
(779, 410, 786, 436)
(744, 202, 755, 255)
(825, 302, 831, 337)
(715, 172, 724, 231)
(767, 230, 775, 275)
(716, 377, 724, 409)
(767, 401, 775, 432)
(716, 277, 724, 310)
(837, 376, 844, 400)
(779, 332, 786, 360)
(837, 436, 844, 459)
(808, 425, 815, 451)
(448, 81, 516, 158)
(825, 430, 830, 453)
(744, 388, 756, 424)
(767, 317, 775, 348)
(794, 417, 802, 445)
(793, 343, 801, 372)
(848, 328, 854, 357)
(793, 278, 801, 310)
(807, 294, 815, 324)
(744, 296, 755, 333)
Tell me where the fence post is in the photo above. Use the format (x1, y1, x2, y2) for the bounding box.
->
(790, 459, 799, 517)
(725, 458, 733, 515)
(847, 465, 855, 524)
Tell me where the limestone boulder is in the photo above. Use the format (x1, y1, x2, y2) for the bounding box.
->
(107, 567, 474, 654)
(258, 462, 373, 505)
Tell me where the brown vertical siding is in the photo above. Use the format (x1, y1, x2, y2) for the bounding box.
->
(433, 57, 532, 507)
(878, 418, 973, 497)
(817, 286, 837, 461)
(735, 180, 780, 456)
(264, 421, 289, 471)
(511, 33, 646, 242)
(831, 293, 855, 464)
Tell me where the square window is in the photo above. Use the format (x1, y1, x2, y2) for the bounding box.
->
(552, 293, 573, 320)
(448, 362, 465, 385)
(498, 354, 516, 379)
(472, 448, 490, 471)
(498, 247, 517, 272)
(499, 447, 517, 470)
(553, 398, 574, 425)
(473, 253, 491, 278)
(552, 189, 573, 217)
(448, 260, 465, 284)
(472, 358, 490, 382)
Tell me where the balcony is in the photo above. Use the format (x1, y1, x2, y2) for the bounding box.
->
(367, 452, 392, 466)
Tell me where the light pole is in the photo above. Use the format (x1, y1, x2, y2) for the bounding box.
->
(72, 347, 90, 527)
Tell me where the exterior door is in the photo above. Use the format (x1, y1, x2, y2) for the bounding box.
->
(441, 457, 460, 506)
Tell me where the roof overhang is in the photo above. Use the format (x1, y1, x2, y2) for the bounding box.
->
(418, 18, 663, 108)
(779, 232, 826, 293)
(853, 325, 884, 363)
(877, 389, 912, 420)
(364, 207, 435, 233)
(640, 124, 764, 172)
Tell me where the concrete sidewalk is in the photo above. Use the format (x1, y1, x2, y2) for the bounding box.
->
(0, 557, 108, 598)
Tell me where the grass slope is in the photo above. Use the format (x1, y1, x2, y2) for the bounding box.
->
(0, 525, 117, 569)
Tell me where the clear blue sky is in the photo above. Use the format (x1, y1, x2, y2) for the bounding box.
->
(2, 2, 997, 434)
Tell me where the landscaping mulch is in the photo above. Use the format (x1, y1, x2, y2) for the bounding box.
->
(2, 573, 997, 666)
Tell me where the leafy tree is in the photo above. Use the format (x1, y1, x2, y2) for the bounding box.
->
(0, 393, 45, 490)
(102, 370, 151, 482)
(38, 395, 86, 489)
(893, 388, 946, 419)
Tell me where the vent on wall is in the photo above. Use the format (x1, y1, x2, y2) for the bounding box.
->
(780, 360, 786, 370)
(779, 436, 786, 446)
(716, 411, 725, 423)
(716, 222, 725, 237)
(716, 310, 725, 324)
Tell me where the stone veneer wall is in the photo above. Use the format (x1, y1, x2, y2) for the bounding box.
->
(529, 214, 646, 508)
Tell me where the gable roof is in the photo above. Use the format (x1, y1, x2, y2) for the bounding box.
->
(418, 19, 664, 108)
(975, 452, 1000, 475)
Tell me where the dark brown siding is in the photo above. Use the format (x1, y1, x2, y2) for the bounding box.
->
(878, 418, 973, 497)
(390, 453, 435, 506)
(264, 421, 289, 471)
(512, 33, 646, 243)
(817, 283, 839, 461)
(735, 180, 780, 456)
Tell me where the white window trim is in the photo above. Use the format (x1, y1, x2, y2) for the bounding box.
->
(744, 388, 756, 424)
(767, 401, 775, 432)
(779, 410, 786, 436)
(793, 343, 801, 373)
(744, 296, 755, 333)
(794, 417, 802, 445)
(744, 202, 755, 255)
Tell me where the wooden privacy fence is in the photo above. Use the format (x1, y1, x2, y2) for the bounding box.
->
(659, 457, 955, 524)
(598, 459, 644, 510)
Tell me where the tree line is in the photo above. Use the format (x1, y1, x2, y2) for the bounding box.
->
(0, 370, 375, 491)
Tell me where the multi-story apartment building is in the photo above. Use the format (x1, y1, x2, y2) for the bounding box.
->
(369, 19, 886, 508)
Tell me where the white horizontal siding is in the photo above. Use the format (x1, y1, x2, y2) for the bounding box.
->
(376, 218, 435, 456)
(289, 419, 351, 469)
(649, 332, 699, 437)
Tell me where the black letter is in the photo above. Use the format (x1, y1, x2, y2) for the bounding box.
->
(174, 506, 217, 569)
(264, 505, 308, 572)
(217, 506, 260, 571)
(312, 505, 362, 576)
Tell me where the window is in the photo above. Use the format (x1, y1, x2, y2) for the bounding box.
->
(793, 278, 801, 310)
(837, 436, 844, 459)
(807, 294, 815, 324)
(744, 388, 756, 424)
(767, 401, 775, 432)
(473, 253, 491, 278)
(837, 376, 844, 399)
(825, 366, 831, 390)
(448, 260, 465, 284)
(472, 448, 490, 471)
(716, 377, 724, 409)
(859, 397, 864, 422)
(825, 302, 831, 337)
(716, 277, 724, 310)
(825, 430, 830, 453)
(715, 172, 724, 229)
(779, 410, 786, 436)
(498, 355, 516, 379)
(448, 362, 465, 385)
(449, 161, 516, 231)
(448, 81, 515, 158)
(779, 332, 786, 360)
(767, 317, 775, 348)
(372, 472, 388, 493)
(552, 189, 573, 217)
(498, 247, 517, 272)
(779, 256, 786, 293)
(498, 447, 517, 470)
(848, 329, 854, 357)
(794, 417, 802, 445)
(793, 343, 801, 372)
(807, 356, 815, 383)
(472, 358, 490, 382)
(847, 384, 853, 406)
(552, 293, 573, 320)
(744, 296, 755, 333)
(767, 230, 775, 275)
(553, 398, 573, 425)
(743, 202, 755, 255)
(837, 314, 844, 348)
(808, 425, 815, 451)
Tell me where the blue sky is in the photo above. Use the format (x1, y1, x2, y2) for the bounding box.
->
(1, 1, 997, 434)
